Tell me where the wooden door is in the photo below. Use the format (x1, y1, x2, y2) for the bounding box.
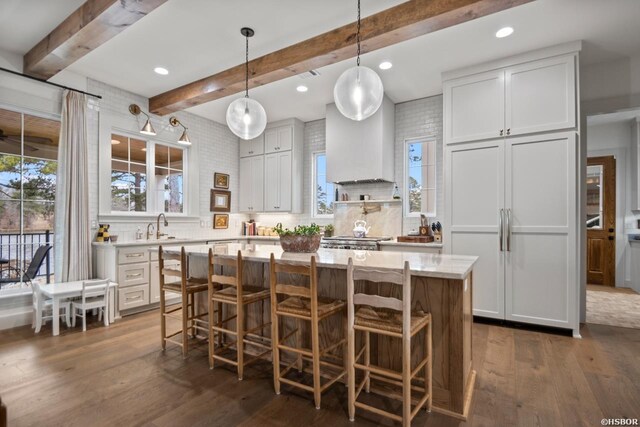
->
(505, 132, 577, 329)
(444, 69, 505, 144)
(445, 139, 505, 319)
(587, 156, 616, 286)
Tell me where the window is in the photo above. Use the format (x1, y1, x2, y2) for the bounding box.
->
(404, 138, 436, 216)
(154, 144, 184, 213)
(0, 107, 58, 291)
(110, 133, 186, 214)
(313, 152, 334, 217)
(111, 134, 147, 212)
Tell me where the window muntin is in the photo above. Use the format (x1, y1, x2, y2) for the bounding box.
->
(154, 144, 184, 213)
(111, 134, 147, 212)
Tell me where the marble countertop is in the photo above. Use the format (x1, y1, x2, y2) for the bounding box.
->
(92, 235, 279, 248)
(379, 239, 443, 248)
(156, 243, 477, 280)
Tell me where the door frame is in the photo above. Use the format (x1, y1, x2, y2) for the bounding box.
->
(586, 155, 616, 286)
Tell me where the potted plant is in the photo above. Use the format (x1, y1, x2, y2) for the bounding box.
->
(324, 224, 334, 238)
(273, 223, 322, 253)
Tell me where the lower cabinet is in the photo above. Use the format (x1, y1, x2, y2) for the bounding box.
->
(118, 284, 149, 310)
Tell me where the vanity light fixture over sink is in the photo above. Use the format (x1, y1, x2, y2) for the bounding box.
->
(226, 27, 267, 140)
(333, 0, 384, 121)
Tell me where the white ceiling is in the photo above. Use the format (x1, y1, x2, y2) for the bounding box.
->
(4, 0, 640, 124)
(0, 0, 86, 54)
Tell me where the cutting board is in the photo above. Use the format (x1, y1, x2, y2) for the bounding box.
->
(397, 235, 434, 243)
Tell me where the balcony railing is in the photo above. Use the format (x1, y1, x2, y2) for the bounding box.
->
(0, 230, 53, 290)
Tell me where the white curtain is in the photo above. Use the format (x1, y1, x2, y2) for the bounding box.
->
(54, 90, 92, 282)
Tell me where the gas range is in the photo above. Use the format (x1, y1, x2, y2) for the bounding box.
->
(320, 235, 392, 251)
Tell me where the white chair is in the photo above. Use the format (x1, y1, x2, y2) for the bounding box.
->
(71, 279, 110, 332)
(32, 281, 71, 333)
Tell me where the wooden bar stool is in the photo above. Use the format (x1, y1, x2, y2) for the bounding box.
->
(208, 249, 271, 380)
(346, 259, 432, 427)
(269, 254, 347, 409)
(159, 246, 209, 358)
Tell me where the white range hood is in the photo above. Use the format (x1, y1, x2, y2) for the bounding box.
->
(325, 95, 395, 184)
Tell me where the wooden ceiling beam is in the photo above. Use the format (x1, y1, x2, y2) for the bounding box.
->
(149, 0, 533, 115)
(23, 0, 168, 80)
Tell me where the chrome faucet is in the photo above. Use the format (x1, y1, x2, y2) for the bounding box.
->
(146, 223, 155, 240)
(156, 213, 168, 239)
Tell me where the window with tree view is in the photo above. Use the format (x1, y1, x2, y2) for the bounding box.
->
(111, 134, 147, 212)
(405, 138, 436, 216)
(154, 144, 184, 213)
(0, 108, 58, 290)
(313, 152, 334, 217)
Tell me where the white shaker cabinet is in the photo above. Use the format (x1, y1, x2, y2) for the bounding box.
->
(239, 155, 264, 212)
(265, 126, 293, 153)
(264, 151, 292, 212)
(444, 70, 505, 144)
(238, 118, 303, 214)
(505, 55, 576, 136)
(504, 132, 577, 329)
(443, 42, 581, 335)
(444, 51, 577, 144)
(239, 135, 264, 158)
(445, 140, 505, 319)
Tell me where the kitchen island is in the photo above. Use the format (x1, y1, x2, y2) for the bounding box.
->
(162, 243, 477, 420)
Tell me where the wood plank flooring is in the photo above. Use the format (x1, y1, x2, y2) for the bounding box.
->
(1, 312, 639, 426)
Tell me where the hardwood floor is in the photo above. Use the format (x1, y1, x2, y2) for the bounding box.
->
(1, 312, 639, 426)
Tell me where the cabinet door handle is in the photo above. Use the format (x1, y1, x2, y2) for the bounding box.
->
(126, 272, 142, 279)
(499, 209, 504, 252)
(500, 129, 504, 136)
(506, 128, 511, 135)
(506, 208, 512, 252)
(125, 253, 144, 258)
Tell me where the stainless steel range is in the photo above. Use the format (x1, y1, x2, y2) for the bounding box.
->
(320, 235, 392, 251)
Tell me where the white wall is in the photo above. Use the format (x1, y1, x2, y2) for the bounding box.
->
(581, 53, 640, 115)
(252, 95, 444, 235)
(586, 120, 639, 288)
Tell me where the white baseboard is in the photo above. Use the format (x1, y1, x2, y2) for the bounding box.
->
(0, 308, 32, 330)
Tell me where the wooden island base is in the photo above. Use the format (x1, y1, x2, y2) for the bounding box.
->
(179, 245, 476, 419)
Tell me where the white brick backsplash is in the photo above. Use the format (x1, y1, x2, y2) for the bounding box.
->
(253, 95, 444, 235)
(86, 79, 248, 241)
(83, 79, 442, 239)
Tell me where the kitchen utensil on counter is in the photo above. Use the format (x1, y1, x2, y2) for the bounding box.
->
(434, 221, 443, 242)
(353, 220, 371, 238)
(364, 194, 371, 201)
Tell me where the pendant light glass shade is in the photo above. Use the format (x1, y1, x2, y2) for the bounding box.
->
(333, 65, 383, 121)
(226, 96, 267, 140)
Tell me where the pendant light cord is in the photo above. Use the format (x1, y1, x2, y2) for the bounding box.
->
(356, 0, 361, 66)
(245, 34, 249, 98)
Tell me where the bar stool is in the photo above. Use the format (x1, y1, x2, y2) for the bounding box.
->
(159, 246, 209, 358)
(346, 258, 432, 427)
(208, 249, 271, 380)
(270, 253, 347, 409)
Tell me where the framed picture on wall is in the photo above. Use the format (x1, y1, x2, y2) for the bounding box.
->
(214, 172, 230, 189)
(213, 214, 229, 229)
(210, 189, 231, 212)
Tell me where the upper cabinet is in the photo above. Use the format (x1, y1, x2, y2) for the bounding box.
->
(239, 135, 264, 158)
(505, 55, 576, 136)
(238, 119, 304, 214)
(444, 48, 577, 144)
(444, 70, 505, 144)
(265, 126, 293, 153)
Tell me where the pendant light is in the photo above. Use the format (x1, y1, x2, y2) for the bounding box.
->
(333, 0, 384, 121)
(226, 27, 267, 140)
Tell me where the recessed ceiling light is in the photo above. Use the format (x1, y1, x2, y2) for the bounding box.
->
(379, 61, 393, 70)
(296, 85, 308, 93)
(154, 67, 169, 75)
(111, 139, 120, 145)
(495, 27, 514, 38)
